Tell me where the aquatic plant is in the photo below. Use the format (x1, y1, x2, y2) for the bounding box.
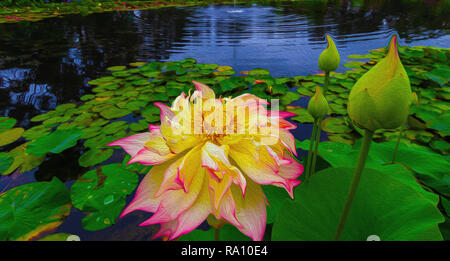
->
(334, 35, 412, 240)
(0, 42, 447, 241)
(109, 81, 303, 240)
(305, 34, 340, 179)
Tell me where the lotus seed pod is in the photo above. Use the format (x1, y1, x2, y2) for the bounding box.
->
(347, 35, 412, 131)
(307, 86, 329, 119)
(318, 34, 340, 72)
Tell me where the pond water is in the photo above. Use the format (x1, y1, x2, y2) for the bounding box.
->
(0, 0, 449, 240)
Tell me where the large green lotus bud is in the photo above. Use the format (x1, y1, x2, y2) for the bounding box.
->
(347, 35, 412, 131)
(318, 34, 340, 72)
(307, 86, 329, 119)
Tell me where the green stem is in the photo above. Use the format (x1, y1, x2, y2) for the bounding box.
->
(391, 125, 404, 164)
(323, 71, 330, 95)
(334, 129, 374, 241)
(214, 227, 221, 241)
(304, 120, 317, 180)
(310, 119, 322, 176)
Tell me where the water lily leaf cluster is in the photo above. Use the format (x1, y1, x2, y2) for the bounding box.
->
(292, 45, 449, 153)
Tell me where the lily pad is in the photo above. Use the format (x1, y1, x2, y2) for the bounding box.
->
(272, 167, 444, 240)
(0, 117, 17, 132)
(248, 68, 270, 76)
(107, 66, 126, 72)
(70, 164, 138, 231)
(0, 153, 13, 174)
(321, 117, 352, 134)
(0, 177, 71, 241)
(78, 148, 114, 167)
(26, 128, 83, 155)
(3, 143, 46, 175)
(286, 106, 314, 124)
(0, 128, 24, 146)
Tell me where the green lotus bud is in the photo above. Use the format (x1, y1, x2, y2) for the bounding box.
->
(411, 92, 419, 106)
(318, 34, 340, 72)
(347, 35, 412, 131)
(307, 86, 329, 119)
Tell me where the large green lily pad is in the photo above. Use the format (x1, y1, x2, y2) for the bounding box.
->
(272, 167, 444, 240)
(0, 177, 71, 241)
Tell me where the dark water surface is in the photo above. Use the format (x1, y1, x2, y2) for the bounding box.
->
(0, 0, 449, 240)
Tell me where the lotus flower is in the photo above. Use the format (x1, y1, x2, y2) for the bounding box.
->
(347, 35, 412, 131)
(109, 81, 303, 241)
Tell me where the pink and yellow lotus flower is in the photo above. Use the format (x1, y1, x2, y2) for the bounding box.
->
(109, 81, 303, 241)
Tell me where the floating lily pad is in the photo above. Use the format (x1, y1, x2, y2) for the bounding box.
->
(286, 106, 314, 124)
(70, 164, 138, 231)
(26, 128, 83, 155)
(129, 62, 147, 67)
(100, 106, 131, 120)
(0, 128, 24, 146)
(79, 148, 114, 167)
(272, 167, 444, 240)
(0, 153, 13, 174)
(107, 66, 127, 72)
(3, 143, 46, 175)
(0, 177, 71, 241)
(103, 121, 127, 135)
(321, 117, 352, 134)
(248, 68, 270, 76)
(0, 117, 17, 132)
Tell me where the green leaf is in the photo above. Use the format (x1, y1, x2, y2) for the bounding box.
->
(248, 68, 270, 76)
(0, 177, 71, 241)
(37, 233, 75, 241)
(272, 167, 444, 240)
(286, 106, 314, 124)
(26, 128, 83, 155)
(3, 143, 46, 175)
(70, 164, 138, 231)
(78, 148, 114, 167)
(0, 128, 24, 146)
(280, 91, 301, 105)
(262, 185, 292, 224)
(220, 77, 247, 92)
(99, 106, 131, 119)
(0, 153, 14, 174)
(321, 117, 352, 134)
(107, 66, 127, 72)
(0, 117, 17, 132)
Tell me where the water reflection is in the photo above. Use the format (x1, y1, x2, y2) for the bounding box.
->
(0, 0, 448, 128)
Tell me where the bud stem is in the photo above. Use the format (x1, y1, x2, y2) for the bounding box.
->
(323, 71, 330, 95)
(391, 125, 404, 164)
(334, 129, 374, 241)
(304, 120, 318, 180)
(309, 71, 330, 176)
(311, 119, 322, 176)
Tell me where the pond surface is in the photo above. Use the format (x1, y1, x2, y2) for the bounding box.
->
(0, 0, 449, 240)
